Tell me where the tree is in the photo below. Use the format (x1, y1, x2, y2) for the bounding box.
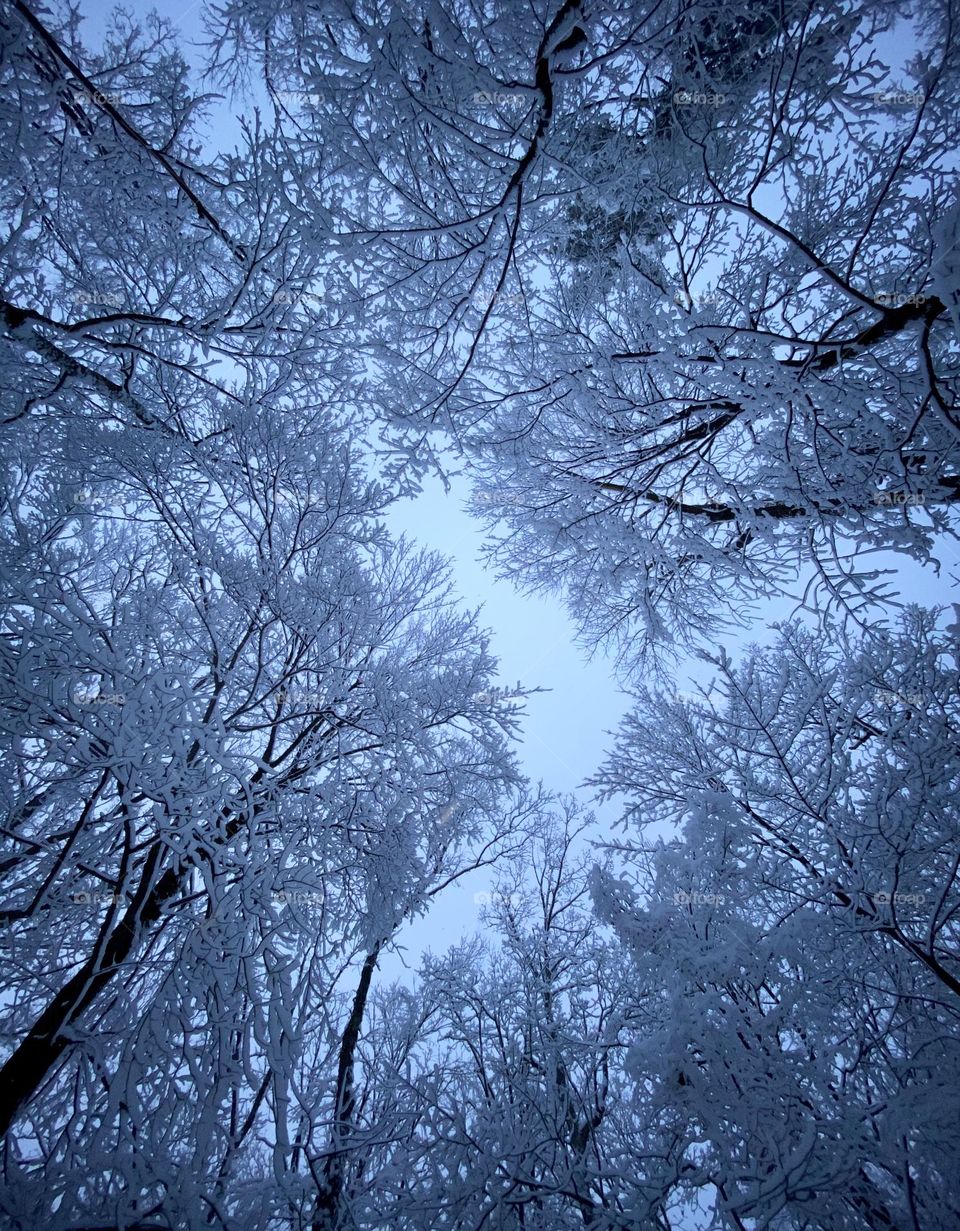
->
(0, 0, 354, 462)
(590, 609, 960, 1228)
(0, 5, 539, 1226)
(4, 1, 959, 1226)
(329, 804, 652, 1230)
(209, 0, 960, 662)
(0, 380, 540, 1225)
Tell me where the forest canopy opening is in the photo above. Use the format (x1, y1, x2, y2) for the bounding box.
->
(0, 0, 957, 1227)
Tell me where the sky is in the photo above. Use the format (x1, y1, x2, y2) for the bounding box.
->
(382, 469, 957, 970)
(382, 475, 629, 969)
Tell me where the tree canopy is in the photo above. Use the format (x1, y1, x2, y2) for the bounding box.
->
(0, 0, 957, 1227)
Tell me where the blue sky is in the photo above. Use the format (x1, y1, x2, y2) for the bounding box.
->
(383, 467, 957, 970)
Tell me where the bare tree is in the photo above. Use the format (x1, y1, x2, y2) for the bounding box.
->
(591, 608, 960, 1228)
(209, 0, 959, 661)
(0, 7, 538, 1225)
(328, 805, 652, 1230)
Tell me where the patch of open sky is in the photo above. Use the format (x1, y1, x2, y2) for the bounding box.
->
(379, 462, 955, 978)
(379, 471, 630, 972)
